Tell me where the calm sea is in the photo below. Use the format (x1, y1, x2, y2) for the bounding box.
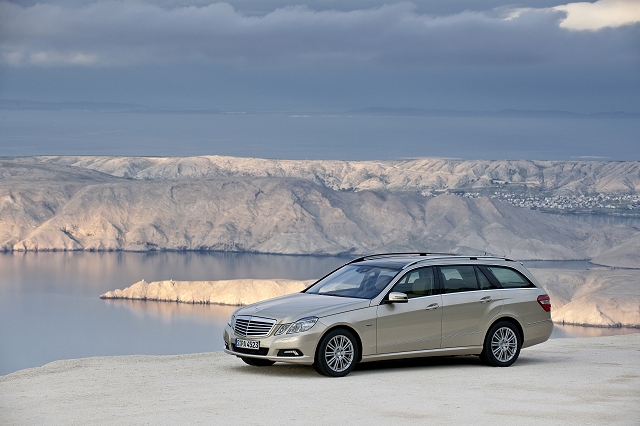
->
(1, 109, 639, 160)
(0, 252, 636, 376)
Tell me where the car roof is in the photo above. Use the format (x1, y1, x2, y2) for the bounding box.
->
(349, 253, 520, 270)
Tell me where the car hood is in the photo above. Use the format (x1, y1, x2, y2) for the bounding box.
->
(235, 292, 370, 322)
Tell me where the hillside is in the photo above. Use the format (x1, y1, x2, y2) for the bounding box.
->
(531, 268, 640, 327)
(1, 158, 638, 264)
(28, 155, 640, 194)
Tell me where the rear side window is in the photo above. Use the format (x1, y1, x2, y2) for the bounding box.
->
(476, 267, 494, 290)
(440, 266, 478, 293)
(486, 267, 535, 289)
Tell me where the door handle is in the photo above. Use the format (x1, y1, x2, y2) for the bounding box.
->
(479, 296, 492, 303)
(426, 303, 439, 310)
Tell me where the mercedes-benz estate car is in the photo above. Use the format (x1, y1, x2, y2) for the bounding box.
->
(223, 253, 553, 377)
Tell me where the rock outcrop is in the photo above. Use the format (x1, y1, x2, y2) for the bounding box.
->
(590, 235, 640, 269)
(100, 279, 313, 306)
(533, 268, 640, 328)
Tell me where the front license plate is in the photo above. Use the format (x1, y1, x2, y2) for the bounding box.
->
(235, 338, 260, 350)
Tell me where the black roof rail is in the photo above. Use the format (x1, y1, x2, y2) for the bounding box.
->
(348, 253, 520, 266)
(473, 255, 515, 261)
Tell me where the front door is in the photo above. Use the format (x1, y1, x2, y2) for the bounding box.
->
(376, 267, 442, 354)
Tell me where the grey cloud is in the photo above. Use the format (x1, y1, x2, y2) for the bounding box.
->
(0, 1, 637, 68)
(3, 0, 578, 15)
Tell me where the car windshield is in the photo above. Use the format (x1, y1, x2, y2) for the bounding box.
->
(305, 264, 401, 299)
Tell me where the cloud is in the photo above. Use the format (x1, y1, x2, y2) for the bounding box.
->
(0, 0, 637, 67)
(555, 0, 640, 30)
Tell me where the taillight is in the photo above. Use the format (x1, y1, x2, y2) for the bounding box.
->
(537, 294, 551, 312)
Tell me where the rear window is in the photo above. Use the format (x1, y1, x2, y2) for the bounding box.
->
(486, 267, 535, 289)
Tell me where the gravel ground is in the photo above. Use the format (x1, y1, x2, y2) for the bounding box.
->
(1, 334, 639, 425)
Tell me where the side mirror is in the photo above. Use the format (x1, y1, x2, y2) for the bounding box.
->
(386, 292, 408, 303)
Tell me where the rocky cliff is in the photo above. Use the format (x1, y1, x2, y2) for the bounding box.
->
(1, 157, 638, 265)
(27, 155, 640, 194)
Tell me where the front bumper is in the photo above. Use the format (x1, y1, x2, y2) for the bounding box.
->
(223, 324, 326, 365)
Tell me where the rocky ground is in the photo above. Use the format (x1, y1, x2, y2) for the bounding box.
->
(1, 334, 638, 425)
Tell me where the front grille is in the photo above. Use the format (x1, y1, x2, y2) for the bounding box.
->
(232, 345, 269, 356)
(234, 315, 277, 337)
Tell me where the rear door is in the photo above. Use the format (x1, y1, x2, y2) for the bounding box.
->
(376, 267, 442, 354)
(482, 266, 543, 329)
(439, 265, 503, 348)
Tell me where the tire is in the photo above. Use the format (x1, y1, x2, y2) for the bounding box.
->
(313, 329, 359, 377)
(241, 357, 275, 367)
(480, 321, 521, 367)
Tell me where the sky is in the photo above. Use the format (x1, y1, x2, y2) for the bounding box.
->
(0, 0, 639, 159)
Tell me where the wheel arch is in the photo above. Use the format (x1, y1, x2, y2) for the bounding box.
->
(317, 324, 364, 363)
(484, 316, 524, 344)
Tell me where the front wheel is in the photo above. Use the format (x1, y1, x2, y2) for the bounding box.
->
(241, 357, 275, 367)
(313, 329, 359, 377)
(480, 321, 521, 367)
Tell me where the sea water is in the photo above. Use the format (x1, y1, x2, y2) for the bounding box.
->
(0, 251, 635, 375)
(1, 109, 639, 160)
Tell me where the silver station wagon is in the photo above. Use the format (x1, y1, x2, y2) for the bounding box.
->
(223, 253, 553, 377)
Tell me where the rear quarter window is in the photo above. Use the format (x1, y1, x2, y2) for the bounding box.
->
(486, 266, 535, 289)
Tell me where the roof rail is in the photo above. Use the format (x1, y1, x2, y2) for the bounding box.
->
(349, 253, 518, 267)
(348, 252, 456, 264)
(400, 255, 517, 269)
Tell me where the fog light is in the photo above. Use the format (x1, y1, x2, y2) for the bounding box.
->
(277, 349, 303, 357)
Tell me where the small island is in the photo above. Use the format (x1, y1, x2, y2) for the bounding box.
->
(102, 270, 640, 328)
(100, 278, 314, 306)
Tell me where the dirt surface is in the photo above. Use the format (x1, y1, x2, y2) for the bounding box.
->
(1, 334, 639, 425)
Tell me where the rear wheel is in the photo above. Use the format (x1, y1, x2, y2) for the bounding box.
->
(480, 321, 521, 367)
(313, 329, 359, 377)
(241, 357, 275, 367)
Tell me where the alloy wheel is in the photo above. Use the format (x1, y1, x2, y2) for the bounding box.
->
(324, 335, 355, 373)
(491, 326, 518, 362)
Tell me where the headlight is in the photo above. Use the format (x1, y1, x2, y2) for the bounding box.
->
(274, 323, 291, 335)
(227, 315, 235, 327)
(286, 317, 318, 334)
